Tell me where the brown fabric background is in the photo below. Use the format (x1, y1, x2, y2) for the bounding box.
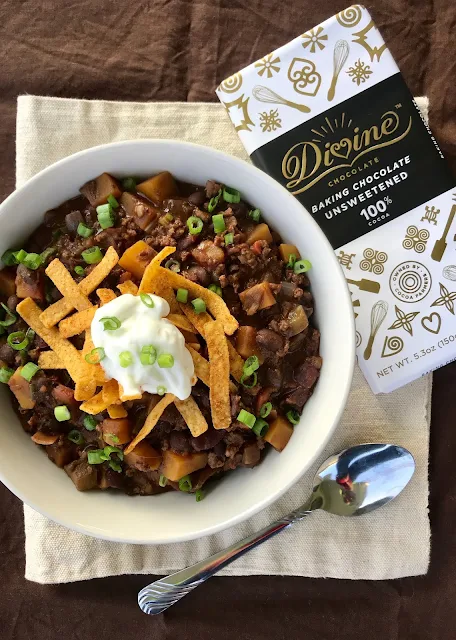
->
(0, 1, 455, 637)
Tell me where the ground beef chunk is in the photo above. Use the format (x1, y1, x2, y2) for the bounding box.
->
(169, 430, 192, 453)
(64, 458, 98, 491)
(191, 428, 225, 452)
(0, 342, 16, 366)
(208, 452, 225, 469)
(283, 357, 322, 411)
(256, 329, 287, 359)
(205, 180, 221, 198)
(187, 191, 206, 206)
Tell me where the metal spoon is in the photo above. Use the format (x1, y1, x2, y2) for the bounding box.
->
(138, 443, 415, 615)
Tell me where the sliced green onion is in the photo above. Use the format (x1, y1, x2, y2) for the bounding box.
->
(212, 213, 226, 234)
(106, 433, 119, 443)
(82, 246, 103, 264)
(103, 445, 124, 461)
(54, 405, 71, 422)
(67, 429, 84, 445)
(248, 208, 261, 223)
(40, 247, 56, 263)
(287, 253, 297, 269)
(165, 258, 181, 273)
(77, 222, 93, 238)
(176, 288, 188, 303)
(243, 355, 260, 377)
(157, 385, 167, 396)
(178, 475, 192, 492)
(207, 189, 222, 213)
(1, 249, 19, 266)
(140, 345, 157, 365)
(74, 266, 85, 276)
(259, 402, 272, 418)
(286, 409, 300, 425)
(159, 474, 168, 487)
(240, 371, 258, 388)
(191, 298, 206, 314)
(7, 331, 29, 351)
(20, 362, 40, 382)
(88, 449, 107, 465)
(26, 328, 35, 342)
(107, 194, 119, 209)
(109, 459, 122, 473)
(119, 351, 133, 368)
(122, 177, 137, 192)
(223, 186, 241, 203)
(294, 259, 312, 274)
(139, 292, 155, 308)
(100, 316, 121, 331)
(237, 409, 256, 429)
(97, 203, 115, 229)
(22, 253, 42, 270)
(159, 213, 173, 225)
(84, 347, 105, 364)
(252, 418, 269, 437)
(0, 367, 14, 383)
(0, 303, 17, 327)
(83, 414, 97, 431)
(13, 249, 28, 264)
(195, 489, 205, 502)
(224, 232, 234, 246)
(158, 353, 174, 368)
(208, 284, 222, 297)
(187, 216, 204, 235)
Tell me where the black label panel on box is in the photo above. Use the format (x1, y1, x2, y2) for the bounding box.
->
(251, 73, 456, 249)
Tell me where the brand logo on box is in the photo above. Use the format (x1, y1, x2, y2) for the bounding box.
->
(281, 109, 412, 195)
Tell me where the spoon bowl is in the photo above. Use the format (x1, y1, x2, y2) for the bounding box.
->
(138, 443, 415, 615)
(311, 443, 415, 517)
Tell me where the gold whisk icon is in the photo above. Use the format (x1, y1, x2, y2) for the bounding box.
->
(252, 86, 310, 113)
(364, 300, 389, 360)
(327, 40, 350, 102)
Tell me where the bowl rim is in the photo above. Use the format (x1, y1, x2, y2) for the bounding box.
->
(0, 139, 355, 543)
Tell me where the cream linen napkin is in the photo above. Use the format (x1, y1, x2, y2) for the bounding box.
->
(17, 95, 431, 584)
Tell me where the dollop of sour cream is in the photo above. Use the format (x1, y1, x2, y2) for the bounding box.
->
(91, 293, 194, 401)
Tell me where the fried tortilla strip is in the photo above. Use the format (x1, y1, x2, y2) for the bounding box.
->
(160, 267, 238, 335)
(38, 351, 65, 369)
(138, 246, 176, 294)
(79, 390, 111, 415)
(118, 384, 142, 402)
(96, 288, 117, 305)
(187, 346, 210, 387)
(107, 404, 128, 419)
(45, 259, 93, 312)
(138, 247, 180, 313)
(82, 329, 105, 384)
(17, 298, 93, 383)
(117, 280, 138, 296)
(74, 378, 97, 402)
(174, 396, 208, 437)
(181, 305, 244, 381)
(167, 313, 196, 333)
(226, 340, 245, 383)
(39, 247, 119, 327)
(205, 320, 231, 430)
(58, 306, 98, 338)
(124, 393, 175, 454)
(102, 379, 121, 405)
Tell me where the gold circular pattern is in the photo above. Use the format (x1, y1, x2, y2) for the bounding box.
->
(220, 73, 243, 93)
(389, 261, 432, 303)
(402, 238, 414, 250)
(372, 263, 385, 275)
(407, 225, 418, 238)
(359, 259, 371, 272)
(363, 247, 375, 260)
(355, 331, 362, 348)
(336, 5, 363, 27)
(376, 251, 388, 263)
(414, 242, 426, 254)
(418, 229, 430, 241)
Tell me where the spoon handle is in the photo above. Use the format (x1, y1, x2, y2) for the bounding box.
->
(138, 506, 313, 615)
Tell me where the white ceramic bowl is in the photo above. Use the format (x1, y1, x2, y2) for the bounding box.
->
(0, 140, 354, 543)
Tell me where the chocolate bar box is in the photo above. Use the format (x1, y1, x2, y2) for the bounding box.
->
(216, 4, 456, 393)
